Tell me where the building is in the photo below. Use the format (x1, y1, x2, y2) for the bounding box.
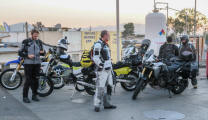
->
(63, 31, 122, 63)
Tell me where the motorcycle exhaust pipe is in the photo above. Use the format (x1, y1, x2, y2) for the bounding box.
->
(76, 81, 96, 89)
(116, 79, 134, 83)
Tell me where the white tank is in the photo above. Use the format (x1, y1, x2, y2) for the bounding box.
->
(145, 12, 167, 55)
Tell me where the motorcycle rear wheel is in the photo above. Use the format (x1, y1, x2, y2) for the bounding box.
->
(120, 73, 138, 91)
(84, 77, 95, 96)
(171, 79, 187, 94)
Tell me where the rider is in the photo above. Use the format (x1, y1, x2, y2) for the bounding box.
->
(179, 35, 198, 89)
(159, 36, 179, 60)
(93, 30, 116, 112)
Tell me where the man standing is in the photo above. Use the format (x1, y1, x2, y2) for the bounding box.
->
(179, 35, 198, 89)
(159, 36, 179, 60)
(92, 30, 116, 112)
(18, 30, 45, 103)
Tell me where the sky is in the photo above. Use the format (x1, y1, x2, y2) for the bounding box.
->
(0, 0, 208, 28)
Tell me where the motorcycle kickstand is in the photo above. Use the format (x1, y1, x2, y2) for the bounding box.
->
(168, 89, 172, 98)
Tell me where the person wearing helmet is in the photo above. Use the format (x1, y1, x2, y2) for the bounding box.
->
(179, 35, 198, 89)
(159, 36, 179, 60)
(139, 39, 151, 56)
(93, 30, 116, 112)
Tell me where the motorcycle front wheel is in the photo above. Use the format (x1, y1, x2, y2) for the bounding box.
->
(132, 78, 145, 100)
(37, 75, 54, 97)
(0, 69, 23, 90)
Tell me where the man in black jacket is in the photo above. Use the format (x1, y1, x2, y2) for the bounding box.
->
(18, 29, 45, 103)
(179, 35, 198, 89)
(159, 36, 179, 60)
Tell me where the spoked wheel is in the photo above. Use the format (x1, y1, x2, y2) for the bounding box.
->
(52, 76, 65, 89)
(171, 78, 187, 94)
(37, 75, 54, 97)
(120, 73, 138, 91)
(0, 69, 22, 90)
(75, 84, 85, 92)
(84, 78, 96, 96)
(132, 78, 146, 100)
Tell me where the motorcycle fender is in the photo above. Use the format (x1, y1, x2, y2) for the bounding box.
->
(114, 67, 132, 76)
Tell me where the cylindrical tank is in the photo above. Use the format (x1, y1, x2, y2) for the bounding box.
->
(145, 12, 167, 55)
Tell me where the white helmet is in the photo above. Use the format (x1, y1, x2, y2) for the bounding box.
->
(58, 36, 69, 50)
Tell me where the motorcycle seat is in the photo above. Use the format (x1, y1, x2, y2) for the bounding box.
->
(72, 62, 81, 67)
(113, 61, 130, 69)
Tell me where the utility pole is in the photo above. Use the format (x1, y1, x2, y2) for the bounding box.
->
(116, 0, 120, 61)
(193, 0, 199, 67)
(25, 22, 29, 39)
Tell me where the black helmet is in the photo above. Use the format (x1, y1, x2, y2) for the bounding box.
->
(141, 39, 151, 55)
(141, 39, 151, 49)
(141, 39, 151, 48)
(167, 36, 173, 43)
(181, 35, 189, 45)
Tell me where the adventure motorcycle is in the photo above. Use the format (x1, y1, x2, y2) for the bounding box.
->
(0, 49, 54, 97)
(132, 49, 191, 100)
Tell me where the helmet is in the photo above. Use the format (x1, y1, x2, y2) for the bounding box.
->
(141, 39, 151, 48)
(141, 39, 151, 52)
(167, 36, 173, 43)
(181, 35, 189, 45)
(58, 37, 69, 50)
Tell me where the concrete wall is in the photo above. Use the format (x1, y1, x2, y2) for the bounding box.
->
(63, 31, 82, 62)
(2, 32, 26, 43)
(39, 31, 63, 46)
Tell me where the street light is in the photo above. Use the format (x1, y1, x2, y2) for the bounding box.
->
(116, 0, 120, 62)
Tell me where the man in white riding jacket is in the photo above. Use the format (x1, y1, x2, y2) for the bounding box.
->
(92, 30, 116, 112)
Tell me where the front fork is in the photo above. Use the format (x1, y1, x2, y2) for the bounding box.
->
(10, 61, 23, 82)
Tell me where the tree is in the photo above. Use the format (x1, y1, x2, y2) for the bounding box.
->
(122, 23, 135, 38)
(168, 8, 208, 35)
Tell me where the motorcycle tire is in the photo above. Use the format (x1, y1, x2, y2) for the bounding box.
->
(120, 73, 138, 91)
(84, 78, 96, 96)
(132, 78, 145, 100)
(0, 69, 23, 90)
(52, 77, 65, 89)
(75, 84, 85, 92)
(37, 75, 54, 97)
(171, 80, 187, 94)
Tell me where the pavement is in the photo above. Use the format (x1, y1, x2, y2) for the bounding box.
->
(1, 68, 208, 120)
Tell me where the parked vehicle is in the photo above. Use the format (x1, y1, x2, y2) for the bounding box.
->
(0, 49, 54, 97)
(132, 49, 191, 100)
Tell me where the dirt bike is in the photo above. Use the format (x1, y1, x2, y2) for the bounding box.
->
(0, 49, 54, 97)
(132, 49, 191, 100)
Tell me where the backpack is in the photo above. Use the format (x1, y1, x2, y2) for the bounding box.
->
(80, 50, 93, 68)
(80, 41, 104, 68)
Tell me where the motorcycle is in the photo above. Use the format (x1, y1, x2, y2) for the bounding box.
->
(132, 49, 191, 100)
(0, 49, 54, 97)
